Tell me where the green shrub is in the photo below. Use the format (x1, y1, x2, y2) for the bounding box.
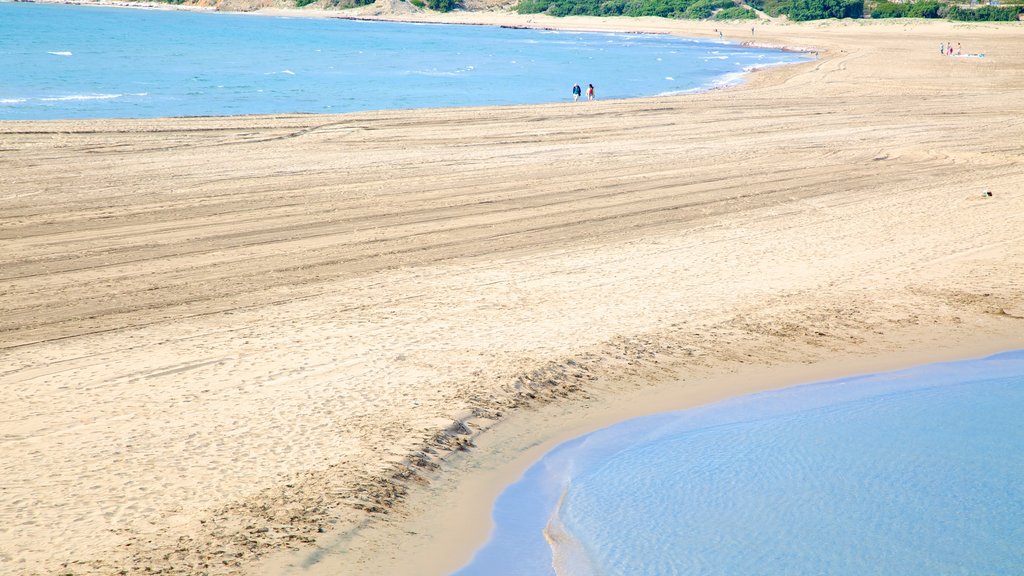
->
(429, 0, 458, 10)
(715, 4, 757, 16)
(516, 0, 547, 11)
(410, 0, 425, 5)
(517, 0, 722, 16)
(682, 0, 734, 17)
(515, 0, 1024, 18)
(948, 4, 1022, 19)
(870, 1, 905, 16)
(871, 0, 946, 16)
(516, 0, 868, 18)
(295, 0, 318, 6)
(771, 0, 863, 19)
(906, 0, 943, 16)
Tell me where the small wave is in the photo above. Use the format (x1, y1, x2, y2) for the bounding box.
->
(409, 70, 459, 77)
(655, 88, 702, 97)
(0, 98, 28, 104)
(408, 65, 474, 77)
(547, 488, 601, 576)
(47, 51, 73, 57)
(40, 93, 123, 102)
(714, 71, 746, 86)
(703, 56, 728, 60)
(665, 76, 674, 81)
(265, 70, 296, 76)
(743, 61, 796, 73)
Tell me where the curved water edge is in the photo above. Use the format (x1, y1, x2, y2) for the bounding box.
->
(454, 350, 1024, 575)
(0, 2, 811, 120)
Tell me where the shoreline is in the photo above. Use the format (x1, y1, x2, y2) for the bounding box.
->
(2, 0, 820, 124)
(473, 346, 1024, 575)
(2, 11, 1023, 576)
(262, 321, 1024, 576)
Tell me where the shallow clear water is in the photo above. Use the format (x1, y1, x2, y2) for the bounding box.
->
(455, 350, 1024, 575)
(0, 2, 805, 119)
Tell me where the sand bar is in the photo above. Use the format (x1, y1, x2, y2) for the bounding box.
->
(1, 13, 1023, 576)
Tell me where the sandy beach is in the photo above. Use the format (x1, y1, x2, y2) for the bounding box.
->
(2, 10, 1023, 576)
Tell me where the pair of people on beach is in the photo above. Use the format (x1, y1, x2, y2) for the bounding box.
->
(572, 83, 595, 102)
(939, 42, 961, 56)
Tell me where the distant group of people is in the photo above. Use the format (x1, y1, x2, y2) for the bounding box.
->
(571, 83, 595, 102)
(940, 41, 962, 56)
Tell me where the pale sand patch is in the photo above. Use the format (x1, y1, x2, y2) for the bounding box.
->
(1, 14, 1023, 576)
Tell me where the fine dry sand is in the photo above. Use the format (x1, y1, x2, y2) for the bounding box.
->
(1, 13, 1023, 576)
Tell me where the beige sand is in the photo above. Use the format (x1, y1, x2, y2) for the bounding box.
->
(1, 13, 1023, 576)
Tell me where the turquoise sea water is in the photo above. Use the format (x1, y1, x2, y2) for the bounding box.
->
(0, 2, 806, 119)
(455, 350, 1024, 575)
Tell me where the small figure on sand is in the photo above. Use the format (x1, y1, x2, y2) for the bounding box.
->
(587, 83, 595, 101)
(957, 42, 962, 55)
(751, 26, 755, 36)
(572, 83, 581, 102)
(719, 30, 724, 39)
(939, 42, 945, 55)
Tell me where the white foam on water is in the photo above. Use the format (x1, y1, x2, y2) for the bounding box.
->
(713, 70, 747, 86)
(0, 98, 28, 104)
(546, 492, 599, 576)
(40, 93, 123, 101)
(744, 60, 798, 73)
(47, 51, 73, 56)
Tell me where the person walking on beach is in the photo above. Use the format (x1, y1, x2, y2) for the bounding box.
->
(587, 83, 595, 101)
(939, 42, 945, 55)
(572, 83, 581, 102)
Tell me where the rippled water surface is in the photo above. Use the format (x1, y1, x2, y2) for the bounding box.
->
(0, 2, 806, 119)
(456, 350, 1024, 575)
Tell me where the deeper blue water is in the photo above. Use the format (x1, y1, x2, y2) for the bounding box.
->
(456, 350, 1024, 575)
(0, 2, 806, 119)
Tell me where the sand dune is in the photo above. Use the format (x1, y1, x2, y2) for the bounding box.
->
(1, 15, 1023, 576)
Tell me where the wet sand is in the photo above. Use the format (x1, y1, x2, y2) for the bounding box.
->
(2, 13, 1023, 576)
